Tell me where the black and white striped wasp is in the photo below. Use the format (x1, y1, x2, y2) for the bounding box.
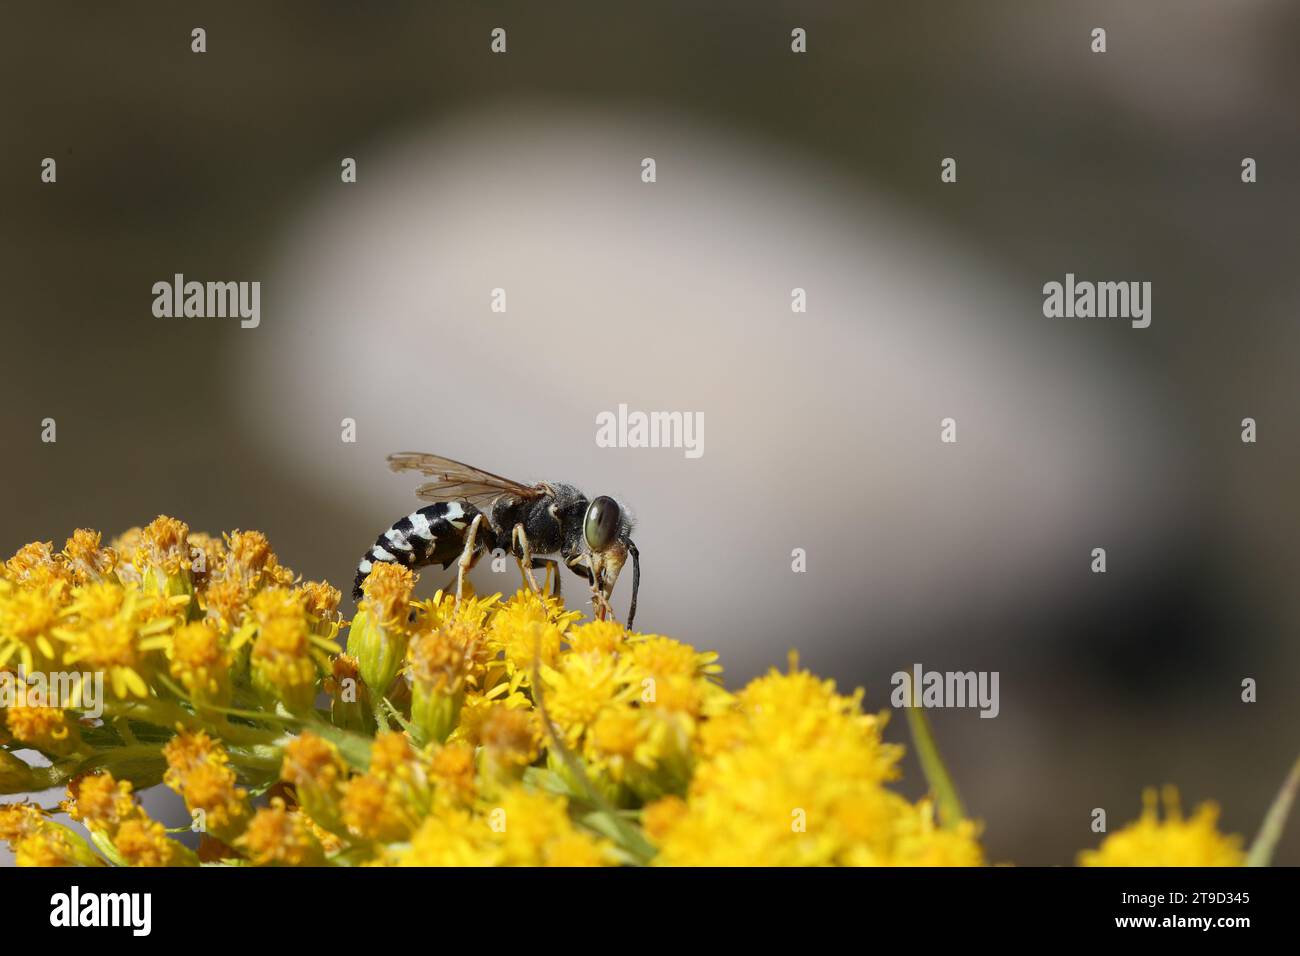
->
(353, 452, 640, 627)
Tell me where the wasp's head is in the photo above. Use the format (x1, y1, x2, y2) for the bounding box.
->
(581, 495, 640, 629)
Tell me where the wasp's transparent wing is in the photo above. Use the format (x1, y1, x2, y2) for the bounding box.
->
(387, 452, 547, 508)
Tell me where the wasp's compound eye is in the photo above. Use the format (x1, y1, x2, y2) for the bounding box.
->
(583, 496, 621, 552)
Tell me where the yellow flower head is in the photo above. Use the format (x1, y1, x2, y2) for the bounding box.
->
(340, 732, 428, 843)
(648, 665, 937, 866)
(540, 651, 636, 748)
(135, 515, 192, 578)
(65, 771, 140, 833)
(237, 798, 326, 866)
(0, 576, 67, 674)
(55, 583, 176, 699)
(162, 731, 250, 843)
(408, 620, 484, 696)
(489, 787, 613, 867)
(491, 589, 578, 691)
(0, 803, 103, 867)
(280, 732, 350, 836)
(359, 562, 416, 626)
(61, 529, 118, 585)
(4, 686, 81, 756)
(225, 530, 294, 589)
(65, 770, 197, 866)
(565, 619, 628, 658)
(200, 530, 294, 628)
(4, 541, 73, 589)
(1078, 787, 1245, 867)
(479, 705, 543, 772)
(248, 587, 336, 712)
(113, 817, 197, 867)
(168, 619, 232, 703)
(297, 580, 343, 636)
(430, 740, 478, 807)
(396, 809, 497, 867)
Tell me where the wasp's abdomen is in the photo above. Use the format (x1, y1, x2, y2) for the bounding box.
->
(353, 502, 481, 599)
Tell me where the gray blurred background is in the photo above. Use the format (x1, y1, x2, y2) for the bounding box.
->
(2, 1, 1298, 866)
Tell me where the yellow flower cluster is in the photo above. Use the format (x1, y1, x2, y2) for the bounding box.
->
(0, 519, 1253, 867)
(1078, 787, 1245, 866)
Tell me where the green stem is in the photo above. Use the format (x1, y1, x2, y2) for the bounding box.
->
(902, 675, 966, 829)
(530, 656, 656, 863)
(1246, 753, 1300, 867)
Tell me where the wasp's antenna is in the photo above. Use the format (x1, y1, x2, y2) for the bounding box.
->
(626, 540, 640, 630)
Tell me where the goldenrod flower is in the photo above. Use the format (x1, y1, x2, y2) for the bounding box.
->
(237, 798, 326, 866)
(1078, 787, 1245, 867)
(281, 732, 349, 835)
(340, 731, 428, 843)
(490, 787, 613, 867)
(61, 529, 118, 585)
(4, 541, 73, 589)
(349, 562, 416, 698)
(565, 619, 628, 657)
(112, 817, 197, 867)
(646, 665, 975, 866)
(2, 518, 1267, 870)
(396, 809, 498, 866)
(129, 515, 197, 603)
(490, 589, 577, 691)
(65, 771, 197, 866)
(4, 689, 81, 757)
(54, 582, 176, 699)
(477, 705, 543, 787)
(0, 803, 103, 867)
(297, 580, 343, 637)
(0, 576, 67, 674)
(162, 731, 250, 844)
(199, 529, 294, 629)
(407, 619, 484, 744)
(65, 772, 138, 832)
(247, 587, 337, 713)
(540, 651, 637, 749)
(430, 740, 477, 807)
(168, 619, 233, 705)
(324, 653, 370, 732)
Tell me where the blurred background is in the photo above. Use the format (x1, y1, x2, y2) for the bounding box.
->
(2, 1, 1298, 865)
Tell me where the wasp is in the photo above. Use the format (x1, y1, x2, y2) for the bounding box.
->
(353, 453, 640, 627)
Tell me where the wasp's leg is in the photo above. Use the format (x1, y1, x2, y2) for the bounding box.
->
(530, 558, 561, 598)
(512, 524, 544, 594)
(456, 513, 486, 603)
(564, 553, 604, 618)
